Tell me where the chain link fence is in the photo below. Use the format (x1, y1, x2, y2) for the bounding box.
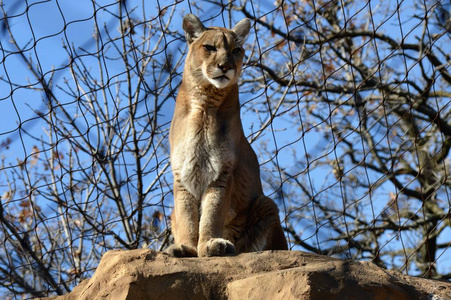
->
(0, 0, 450, 298)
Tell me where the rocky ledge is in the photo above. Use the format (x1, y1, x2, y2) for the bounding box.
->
(48, 249, 451, 299)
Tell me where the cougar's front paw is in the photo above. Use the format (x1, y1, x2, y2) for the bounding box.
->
(198, 238, 236, 257)
(164, 244, 198, 257)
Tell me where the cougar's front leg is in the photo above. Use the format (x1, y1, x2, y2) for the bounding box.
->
(165, 179, 200, 257)
(197, 170, 236, 257)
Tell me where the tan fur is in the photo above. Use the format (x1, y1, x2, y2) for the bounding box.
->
(165, 15, 288, 257)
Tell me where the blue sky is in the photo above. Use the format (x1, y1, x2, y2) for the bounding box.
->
(1, 0, 450, 282)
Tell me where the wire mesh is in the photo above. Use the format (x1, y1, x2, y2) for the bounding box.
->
(0, 0, 450, 298)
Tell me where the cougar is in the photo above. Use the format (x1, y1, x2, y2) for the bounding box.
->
(166, 14, 288, 257)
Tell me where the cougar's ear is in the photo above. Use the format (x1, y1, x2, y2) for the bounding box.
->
(183, 14, 206, 44)
(232, 18, 251, 46)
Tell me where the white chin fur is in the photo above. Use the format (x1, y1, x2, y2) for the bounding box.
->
(209, 77, 231, 89)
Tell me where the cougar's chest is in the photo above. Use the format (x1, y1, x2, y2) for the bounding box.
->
(172, 102, 234, 199)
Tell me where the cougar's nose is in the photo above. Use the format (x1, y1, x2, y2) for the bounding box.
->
(218, 63, 233, 73)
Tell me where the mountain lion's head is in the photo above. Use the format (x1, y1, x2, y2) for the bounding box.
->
(182, 14, 251, 89)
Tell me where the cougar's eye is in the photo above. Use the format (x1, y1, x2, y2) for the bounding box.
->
(203, 45, 217, 52)
(232, 47, 242, 55)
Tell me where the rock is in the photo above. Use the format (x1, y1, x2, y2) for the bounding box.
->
(49, 250, 451, 300)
